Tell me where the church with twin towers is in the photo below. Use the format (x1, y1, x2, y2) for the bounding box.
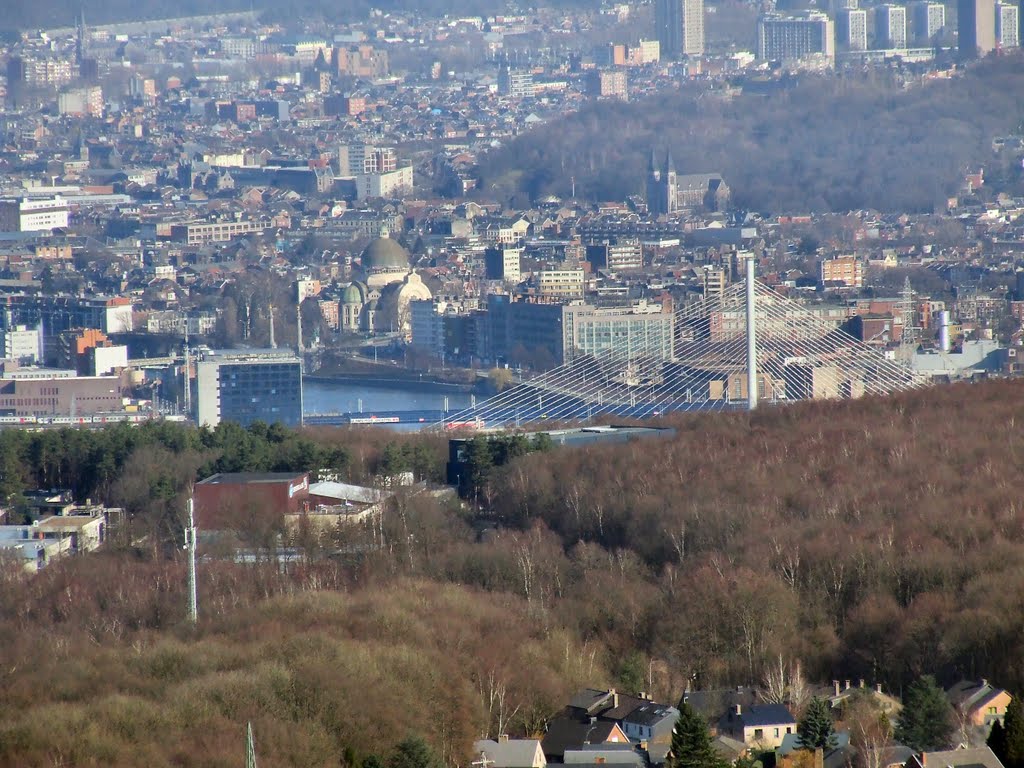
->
(646, 150, 732, 215)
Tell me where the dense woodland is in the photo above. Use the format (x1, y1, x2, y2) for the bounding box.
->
(3, 380, 1024, 765)
(478, 53, 1024, 213)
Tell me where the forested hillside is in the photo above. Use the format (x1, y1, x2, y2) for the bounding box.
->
(2, 381, 1024, 765)
(478, 53, 1024, 213)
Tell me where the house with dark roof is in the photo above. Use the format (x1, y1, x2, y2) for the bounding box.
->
(679, 687, 760, 736)
(905, 746, 1006, 768)
(946, 680, 1012, 731)
(718, 702, 797, 749)
(473, 737, 546, 768)
(541, 719, 631, 763)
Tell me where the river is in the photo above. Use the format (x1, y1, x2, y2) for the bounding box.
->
(302, 378, 481, 423)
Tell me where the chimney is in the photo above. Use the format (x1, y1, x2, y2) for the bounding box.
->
(737, 685, 743, 694)
(613, 692, 619, 708)
(735, 704, 742, 716)
(875, 683, 883, 694)
(982, 679, 989, 688)
(833, 680, 841, 696)
(499, 735, 509, 744)
(859, 679, 865, 688)
(845, 680, 851, 690)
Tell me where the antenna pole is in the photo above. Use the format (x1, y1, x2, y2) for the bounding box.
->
(185, 495, 197, 623)
(246, 721, 258, 768)
(746, 256, 758, 411)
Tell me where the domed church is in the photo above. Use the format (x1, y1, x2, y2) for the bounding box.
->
(340, 234, 431, 336)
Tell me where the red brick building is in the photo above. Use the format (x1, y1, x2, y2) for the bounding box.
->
(193, 472, 309, 529)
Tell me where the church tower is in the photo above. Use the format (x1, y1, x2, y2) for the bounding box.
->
(663, 150, 678, 214)
(646, 149, 677, 215)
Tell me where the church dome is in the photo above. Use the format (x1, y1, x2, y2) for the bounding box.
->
(361, 237, 409, 271)
(342, 282, 364, 305)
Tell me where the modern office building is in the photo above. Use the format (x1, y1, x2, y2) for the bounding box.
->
(0, 295, 132, 336)
(562, 301, 675, 364)
(959, 0, 997, 57)
(586, 241, 644, 272)
(0, 196, 69, 233)
(836, 8, 869, 50)
(497, 63, 535, 98)
(757, 13, 835, 63)
(195, 349, 302, 428)
(587, 69, 629, 100)
(997, 2, 1020, 46)
(910, 1, 946, 42)
(537, 268, 586, 301)
(875, 4, 908, 49)
(0, 325, 41, 364)
(487, 295, 565, 367)
(655, 0, 705, 57)
(484, 245, 523, 283)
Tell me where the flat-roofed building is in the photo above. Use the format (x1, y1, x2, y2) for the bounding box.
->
(196, 349, 302, 428)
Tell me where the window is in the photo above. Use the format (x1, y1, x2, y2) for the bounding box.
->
(774, 728, 780, 738)
(754, 729, 764, 741)
(989, 707, 998, 715)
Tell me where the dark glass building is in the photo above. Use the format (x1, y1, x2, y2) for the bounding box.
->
(196, 350, 302, 428)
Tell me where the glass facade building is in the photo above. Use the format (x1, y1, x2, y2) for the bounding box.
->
(196, 350, 303, 428)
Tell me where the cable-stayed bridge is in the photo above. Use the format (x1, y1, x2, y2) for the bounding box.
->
(440, 264, 926, 430)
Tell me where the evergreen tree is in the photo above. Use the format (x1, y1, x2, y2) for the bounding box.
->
(894, 675, 954, 751)
(1001, 696, 1024, 768)
(670, 703, 727, 768)
(988, 719, 1007, 764)
(389, 737, 441, 768)
(799, 697, 838, 750)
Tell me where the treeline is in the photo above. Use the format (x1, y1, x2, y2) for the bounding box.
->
(0, 559, 598, 768)
(6, 381, 1024, 764)
(478, 53, 1024, 213)
(0, 419, 448, 554)
(470, 379, 1024, 694)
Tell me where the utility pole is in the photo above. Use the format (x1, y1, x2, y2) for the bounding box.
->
(900, 276, 916, 361)
(182, 318, 191, 419)
(246, 722, 258, 768)
(746, 256, 758, 411)
(185, 494, 198, 623)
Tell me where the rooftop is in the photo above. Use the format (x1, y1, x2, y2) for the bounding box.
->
(197, 472, 307, 485)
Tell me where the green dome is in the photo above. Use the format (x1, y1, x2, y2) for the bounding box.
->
(361, 237, 409, 271)
(342, 283, 364, 304)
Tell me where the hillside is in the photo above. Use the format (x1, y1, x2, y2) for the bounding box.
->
(2, 381, 1024, 764)
(477, 53, 1024, 213)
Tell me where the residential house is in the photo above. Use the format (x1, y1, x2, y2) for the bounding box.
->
(563, 745, 645, 768)
(718, 703, 797, 749)
(947, 680, 1011, 730)
(473, 737, 547, 768)
(680, 687, 760, 736)
(553, 688, 676, 765)
(542, 718, 631, 763)
(905, 747, 1006, 768)
(820, 680, 901, 716)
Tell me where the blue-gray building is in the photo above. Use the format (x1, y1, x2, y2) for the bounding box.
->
(196, 349, 302, 428)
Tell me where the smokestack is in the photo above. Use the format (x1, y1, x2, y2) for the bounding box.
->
(939, 310, 950, 352)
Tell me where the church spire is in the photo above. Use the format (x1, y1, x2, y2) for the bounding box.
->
(664, 149, 675, 175)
